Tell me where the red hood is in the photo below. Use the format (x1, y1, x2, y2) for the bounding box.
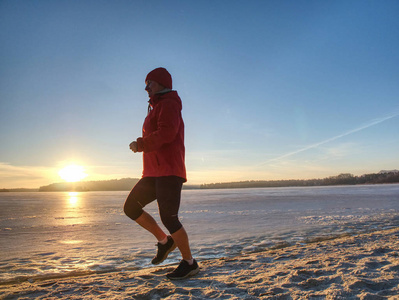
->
(149, 90, 182, 111)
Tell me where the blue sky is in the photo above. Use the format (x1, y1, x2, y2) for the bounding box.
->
(1, 0, 398, 188)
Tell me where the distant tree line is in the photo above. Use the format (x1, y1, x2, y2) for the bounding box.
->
(39, 178, 140, 192)
(1, 170, 398, 192)
(200, 171, 399, 189)
(0, 188, 38, 192)
(37, 178, 200, 192)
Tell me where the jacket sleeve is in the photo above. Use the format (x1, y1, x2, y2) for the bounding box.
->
(141, 99, 181, 152)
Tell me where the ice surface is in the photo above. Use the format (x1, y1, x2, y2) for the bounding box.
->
(0, 184, 398, 283)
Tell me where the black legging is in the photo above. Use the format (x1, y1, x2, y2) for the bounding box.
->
(124, 176, 185, 234)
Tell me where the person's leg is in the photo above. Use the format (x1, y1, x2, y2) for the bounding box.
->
(171, 226, 192, 261)
(155, 176, 199, 279)
(135, 211, 167, 242)
(156, 176, 193, 261)
(124, 177, 167, 242)
(124, 177, 177, 265)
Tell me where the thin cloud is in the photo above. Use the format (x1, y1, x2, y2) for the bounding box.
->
(0, 163, 56, 189)
(258, 112, 399, 166)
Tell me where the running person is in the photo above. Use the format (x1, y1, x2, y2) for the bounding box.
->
(124, 67, 199, 280)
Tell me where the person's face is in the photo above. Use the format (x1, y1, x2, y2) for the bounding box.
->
(145, 80, 164, 98)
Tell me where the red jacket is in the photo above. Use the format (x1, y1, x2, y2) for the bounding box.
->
(136, 91, 187, 181)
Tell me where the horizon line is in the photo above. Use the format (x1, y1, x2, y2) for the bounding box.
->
(2, 169, 398, 190)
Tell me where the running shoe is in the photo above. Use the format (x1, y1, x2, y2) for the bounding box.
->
(166, 259, 199, 280)
(151, 236, 176, 265)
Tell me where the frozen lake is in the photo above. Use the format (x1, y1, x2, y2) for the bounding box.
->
(1, 184, 398, 283)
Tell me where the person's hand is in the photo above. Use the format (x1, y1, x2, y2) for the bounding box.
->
(129, 141, 138, 153)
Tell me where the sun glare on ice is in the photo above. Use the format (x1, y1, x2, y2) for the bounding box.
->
(58, 165, 88, 182)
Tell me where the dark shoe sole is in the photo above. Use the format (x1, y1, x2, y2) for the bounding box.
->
(166, 266, 200, 280)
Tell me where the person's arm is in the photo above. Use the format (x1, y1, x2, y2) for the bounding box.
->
(136, 99, 181, 153)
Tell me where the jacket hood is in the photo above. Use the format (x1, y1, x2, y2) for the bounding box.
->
(148, 90, 182, 111)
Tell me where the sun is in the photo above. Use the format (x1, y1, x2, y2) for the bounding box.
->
(58, 165, 88, 182)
